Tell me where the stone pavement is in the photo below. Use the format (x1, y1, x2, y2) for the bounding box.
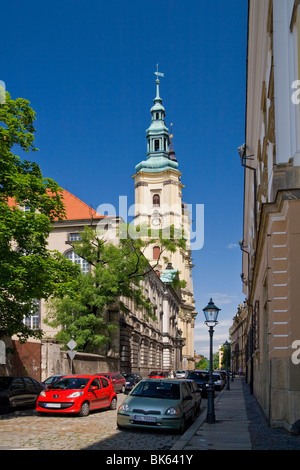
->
(172, 376, 252, 450)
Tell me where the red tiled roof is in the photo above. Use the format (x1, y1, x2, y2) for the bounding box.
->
(60, 189, 104, 221)
(6, 189, 104, 221)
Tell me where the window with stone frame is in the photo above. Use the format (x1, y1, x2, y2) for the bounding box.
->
(152, 193, 160, 206)
(23, 300, 40, 330)
(153, 246, 160, 260)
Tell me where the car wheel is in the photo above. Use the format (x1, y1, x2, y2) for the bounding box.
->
(79, 401, 90, 417)
(0, 399, 10, 414)
(110, 397, 117, 410)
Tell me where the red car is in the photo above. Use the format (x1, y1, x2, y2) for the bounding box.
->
(96, 373, 126, 393)
(36, 375, 117, 417)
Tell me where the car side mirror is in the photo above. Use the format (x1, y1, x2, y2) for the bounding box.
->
(90, 386, 98, 391)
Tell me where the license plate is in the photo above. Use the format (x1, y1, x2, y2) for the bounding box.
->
(45, 403, 61, 408)
(133, 415, 157, 422)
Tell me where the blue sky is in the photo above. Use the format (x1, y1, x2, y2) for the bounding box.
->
(1, 0, 248, 357)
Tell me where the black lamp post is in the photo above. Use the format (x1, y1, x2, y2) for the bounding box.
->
(203, 298, 221, 424)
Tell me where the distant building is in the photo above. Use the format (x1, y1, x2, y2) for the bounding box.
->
(239, 0, 300, 433)
(229, 302, 248, 375)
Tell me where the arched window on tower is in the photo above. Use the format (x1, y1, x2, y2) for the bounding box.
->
(153, 246, 160, 260)
(153, 194, 160, 207)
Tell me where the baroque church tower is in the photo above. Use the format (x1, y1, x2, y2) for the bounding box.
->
(132, 71, 197, 368)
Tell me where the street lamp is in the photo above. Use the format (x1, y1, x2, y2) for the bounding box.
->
(224, 340, 230, 390)
(203, 298, 221, 424)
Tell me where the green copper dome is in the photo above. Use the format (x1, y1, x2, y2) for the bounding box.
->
(135, 75, 179, 174)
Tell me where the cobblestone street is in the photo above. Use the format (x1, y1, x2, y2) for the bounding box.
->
(0, 393, 183, 450)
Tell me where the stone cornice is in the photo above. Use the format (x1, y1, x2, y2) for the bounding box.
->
(51, 217, 104, 228)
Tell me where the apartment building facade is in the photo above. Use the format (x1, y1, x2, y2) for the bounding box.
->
(240, 0, 300, 432)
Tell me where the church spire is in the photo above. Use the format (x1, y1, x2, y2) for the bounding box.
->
(134, 68, 179, 173)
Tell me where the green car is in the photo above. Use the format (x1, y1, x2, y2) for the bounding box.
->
(117, 378, 197, 433)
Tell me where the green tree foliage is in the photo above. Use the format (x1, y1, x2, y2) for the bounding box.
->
(220, 343, 231, 370)
(213, 352, 220, 370)
(0, 91, 78, 341)
(46, 224, 187, 352)
(195, 355, 208, 370)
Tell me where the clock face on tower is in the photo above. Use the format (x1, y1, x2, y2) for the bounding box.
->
(151, 217, 160, 227)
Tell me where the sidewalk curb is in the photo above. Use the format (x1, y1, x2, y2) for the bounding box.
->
(171, 389, 226, 451)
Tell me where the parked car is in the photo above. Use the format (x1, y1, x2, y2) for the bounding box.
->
(0, 376, 44, 414)
(175, 370, 189, 378)
(212, 372, 225, 391)
(117, 378, 197, 433)
(184, 379, 202, 412)
(218, 370, 229, 385)
(148, 370, 176, 379)
(43, 375, 65, 387)
(96, 373, 126, 393)
(186, 371, 210, 397)
(122, 372, 143, 391)
(36, 374, 117, 417)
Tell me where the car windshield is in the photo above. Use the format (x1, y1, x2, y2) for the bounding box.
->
(149, 371, 164, 376)
(0, 377, 13, 390)
(187, 372, 208, 380)
(123, 374, 134, 379)
(131, 381, 180, 399)
(48, 377, 89, 390)
(44, 376, 61, 385)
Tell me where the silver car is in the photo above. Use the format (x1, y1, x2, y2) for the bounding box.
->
(117, 378, 197, 433)
(212, 372, 225, 390)
(175, 370, 188, 378)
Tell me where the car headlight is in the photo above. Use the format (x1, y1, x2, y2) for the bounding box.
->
(67, 391, 84, 398)
(118, 402, 129, 411)
(39, 391, 46, 397)
(165, 406, 180, 415)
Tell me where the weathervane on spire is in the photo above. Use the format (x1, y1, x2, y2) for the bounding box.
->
(154, 63, 164, 79)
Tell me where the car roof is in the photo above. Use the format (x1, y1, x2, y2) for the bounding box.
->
(140, 378, 187, 384)
(149, 371, 168, 374)
(58, 375, 100, 379)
